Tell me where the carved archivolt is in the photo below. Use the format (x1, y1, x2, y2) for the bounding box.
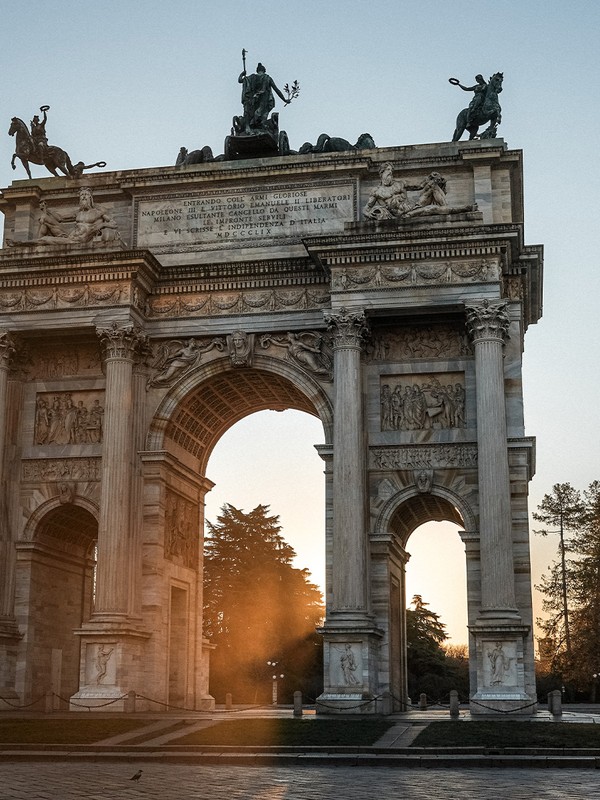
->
(370, 444, 478, 470)
(35, 391, 105, 445)
(164, 489, 199, 570)
(381, 374, 465, 431)
(333, 259, 497, 290)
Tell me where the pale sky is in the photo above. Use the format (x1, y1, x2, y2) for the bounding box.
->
(1, 0, 598, 644)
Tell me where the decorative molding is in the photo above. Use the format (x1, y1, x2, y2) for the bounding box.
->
(333, 259, 498, 290)
(22, 457, 101, 482)
(370, 444, 478, 470)
(146, 286, 330, 318)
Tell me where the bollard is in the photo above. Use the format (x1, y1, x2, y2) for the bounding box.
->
(225, 692, 233, 710)
(124, 690, 136, 713)
(44, 690, 54, 713)
(548, 688, 562, 717)
(419, 692, 427, 710)
(293, 690, 303, 718)
(449, 690, 460, 718)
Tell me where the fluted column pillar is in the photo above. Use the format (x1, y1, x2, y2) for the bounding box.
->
(93, 322, 147, 620)
(465, 300, 518, 618)
(325, 308, 370, 620)
(0, 331, 20, 652)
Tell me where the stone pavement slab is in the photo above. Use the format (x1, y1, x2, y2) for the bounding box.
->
(0, 762, 598, 799)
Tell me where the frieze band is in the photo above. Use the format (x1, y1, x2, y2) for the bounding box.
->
(370, 444, 478, 470)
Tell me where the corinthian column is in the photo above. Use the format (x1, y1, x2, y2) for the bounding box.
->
(465, 300, 518, 617)
(0, 331, 19, 636)
(325, 308, 370, 620)
(94, 322, 147, 620)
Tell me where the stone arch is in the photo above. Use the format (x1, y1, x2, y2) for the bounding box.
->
(146, 353, 333, 472)
(371, 484, 477, 711)
(15, 499, 99, 707)
(374, 484, 476, 545)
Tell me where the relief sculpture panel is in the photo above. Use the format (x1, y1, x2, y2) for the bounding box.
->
(164, 489, 199, 570)
(380, 374, 465, 431)
(368, 324, 471, 361)
(34, 391, 104, 445)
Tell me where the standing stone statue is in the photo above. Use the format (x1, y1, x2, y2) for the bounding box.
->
(236, 61, 290, 135)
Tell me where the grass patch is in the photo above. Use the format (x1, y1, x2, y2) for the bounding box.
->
(412, 721, 600, 749)
(0, 718, 147, 745)
(172, 718, 394, 747)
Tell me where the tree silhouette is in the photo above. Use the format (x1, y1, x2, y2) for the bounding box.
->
(203, 503, 323, 703)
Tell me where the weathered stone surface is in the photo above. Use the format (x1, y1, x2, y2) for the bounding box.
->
(0, 138, 542, 714)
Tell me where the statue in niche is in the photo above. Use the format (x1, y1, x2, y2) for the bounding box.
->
(95, 645, 113, 684)
(260, 331, 332, 379)
(488, 642, 512, 685)
(338, 644, 360, 686)
(147, 337, 225, 388)
(450, 72, 503, 141)
(7, 188, 124, 248)
(298, 132, 376, 154)
(363, 162, 420, 220)
(227, 331, 255, 368)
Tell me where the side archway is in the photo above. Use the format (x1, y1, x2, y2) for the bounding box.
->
(16, 499, 98, 706)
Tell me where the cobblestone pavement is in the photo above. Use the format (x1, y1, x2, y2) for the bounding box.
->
(0, 762, 597, 799)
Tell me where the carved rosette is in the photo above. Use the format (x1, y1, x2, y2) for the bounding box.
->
(464, 299, 510, 345)
(324, 307, 369, 350)
(0, 330, 16, 371)
(96, 322, 148, 362)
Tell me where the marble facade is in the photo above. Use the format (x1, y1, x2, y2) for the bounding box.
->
(0, 139, 542, 714)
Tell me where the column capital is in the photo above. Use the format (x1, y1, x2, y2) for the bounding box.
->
(465, 299, 510, 345)
(96, 321, 148, 362)
(324, 307, 370, 350)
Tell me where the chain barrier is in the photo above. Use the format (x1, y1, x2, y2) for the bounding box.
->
(469, 698, 539, 714)
(0, 694, 46, 710)
(53, 692, 129, 711)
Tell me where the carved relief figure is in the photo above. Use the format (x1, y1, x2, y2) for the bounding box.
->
(165, 490, 199, 569)
(363, 162, 419, 220)
(7, 188, 124, 248)
(339, 644, 360, 686)
(380, 377, 466, 431)
(488, 642, 511, 685)
(260, 331, 332, 379)
(35, 392, 105, 446)
(369, 326, 471, 362)
(147, 337, 225, 388)
(371, 444, 478, 471)
(227, 331, 255, 367)
(95, 645, 113, 684)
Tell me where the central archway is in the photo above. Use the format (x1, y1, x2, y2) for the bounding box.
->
(141, 356, 333, 709)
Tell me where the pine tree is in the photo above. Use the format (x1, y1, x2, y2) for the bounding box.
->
(406, 594, 450, 700)
(533, 483, 584, 663)
(203, 503, 324, 703)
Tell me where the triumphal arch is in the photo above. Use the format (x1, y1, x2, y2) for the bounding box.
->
(0, 132, 542, 714)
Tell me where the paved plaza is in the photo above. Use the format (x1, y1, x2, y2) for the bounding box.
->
(0, 762, 598, 800)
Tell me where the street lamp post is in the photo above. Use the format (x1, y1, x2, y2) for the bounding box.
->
(267, 660, 285, 705)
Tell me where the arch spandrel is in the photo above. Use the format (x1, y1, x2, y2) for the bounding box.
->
(146, 354, 333, 473)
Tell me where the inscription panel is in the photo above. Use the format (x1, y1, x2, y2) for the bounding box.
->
(135, 182, 355, 248)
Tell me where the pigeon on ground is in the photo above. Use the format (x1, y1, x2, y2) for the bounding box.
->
(130, 770, 143, 782)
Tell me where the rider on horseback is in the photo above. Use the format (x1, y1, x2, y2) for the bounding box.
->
(30, 106, 49, 160)
(450, 75, 487, 126)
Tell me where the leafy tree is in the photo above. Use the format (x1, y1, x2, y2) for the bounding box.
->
(406, 594, 449, 700)
(203, 503, 324, 703)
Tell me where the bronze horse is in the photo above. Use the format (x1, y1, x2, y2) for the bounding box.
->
(452, 73, 503, 142)
(9, 117, 74, 178)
